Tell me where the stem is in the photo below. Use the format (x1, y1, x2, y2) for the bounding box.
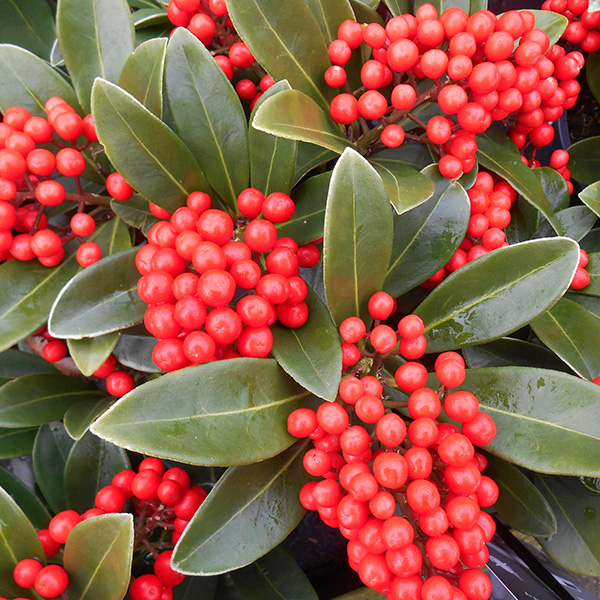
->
(14, 191, 112, 208)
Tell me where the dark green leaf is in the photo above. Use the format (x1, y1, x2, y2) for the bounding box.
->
(566, 291, 600, 318)
(113, 332, 160, 372)
(278, 172, 331, 245)
(92, 78, 208, 213)
(293, 142, 336, 186)
(577, 252, 600, 297)
(64, 431, 130, 512)
(551, 206, 597, 242)
(455, 367, 600, 476)
(253, 89, 351, 155)
(463, 338, 573, 373)
(568, 136, 600, 187)
(227, 0, 334, 111)
(0, 486, 46, 597)
(477, 127, 561, 234)
(33, 422, 74, 513)
(535, 475, 600, 576)
(133, 7, 169, 27)
(580, 229, 600, 254)
(368, 155, 434, 215)
(529, 9, 569, 47)
(119, 38, 167, 118)
(111, 195, 159, 235)
(0, 467, 51, 530)
(63, 513, 133, 600)
(0, 44, 79, 116)
(534, 166, 570, 212)
(323, 148, 393, 327)
(580, 477, 600, 494)
(225, 548, 318, 600)
(580, 181, 600, 218)
(383, 0, 412, 16)
(0, 0, 55, 59)
(587, 50, 600, 104)
(67, 333, 121, 377)
(57, 0, 135, 112)
(165, 29, 249, 211)
(249, 81, 297, 196)
(415, 238, 579, 353)
(373, 144, 433, 171)
(0, 348, 57, 386)
(172, 440, 309, 575)
(172, 575, 218, 600)
(384, 166, 469, 298)
(92, 359, 311, 466)
(531, 297, 600, 380)
(64, 398, 113, 441)
(272, 288, 342, 402)
(350, 0, 384, 23)
(0, 427, 38, 459)
(49, 247, 145, 339)
(0, 374, 104, 428)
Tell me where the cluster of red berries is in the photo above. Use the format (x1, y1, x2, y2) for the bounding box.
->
(542, 0, 600, 52)
(0, 99, 109, 267)
(136, 187, 321, 372)
(12, 458, 203, 600)
(287, 293, 498, 600)
(325, 6, 584, 179)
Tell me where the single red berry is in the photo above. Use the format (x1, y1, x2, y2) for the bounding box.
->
(34, 565, 69, 599)
(14, 558, 43, 588)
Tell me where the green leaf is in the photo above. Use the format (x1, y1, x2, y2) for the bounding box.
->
(0, 44, 79, 116)
(111, 195, 159, 235)
(587, 50, 600, 104)
(224, 548, 318, 600)
(0, 467, 51, 530)
(64, 398, 113, 441)
(92, 78, 208, 213)
(567, 291, 600, 318)
(477, 127, 561, 234)
(350, 0, 384, 23)
(577, 252, 600, 297)
(531, 297, 600, 380)
(384, 167, 469, 298)
(0, 374, 104, 428)
(552, 206, 597, 242)
(0, 427, 38, 459)
(383, 0, 412, 16)
(0, 486, 46, 598)
(415, 238, 579, 353)
(581, 477, 600, 494)
(57, 0, 135, 112)
(580, 181, 600, 218)
(528, 9, 569, 47)
(0, 219, 130, 353)
(305, 0, 354, 42)
(455, 367, 600, 476)
(172, 440, 309, 575)
(374, 143, 434, 171)
(165, 29, 249, 211)
(272, 288, 342, 402)
(277, 172, 330, 245)
(0, 0, 55, 59)
(0, 348, 57, 386)
(67, 333, 121, 377)
(49, 248, 145, 339)
(113, 332, 159, 372)
(534, 166, 570, 212)
(368, 154, 434, 215)
(463, 338, 573, 373)
(33, 422, 74, 513)
(535, 475, 600, 576)
(253, 89, 351, 155)
(249, 80, 297, 196)
(484, 455, 556, 537)
(119, 37, 167, 118)
(227, 0, 334, 111)
(323, 148, 393, 327)
(172, 576, 219, 600)
(92, 359, 311, 466)
(580, 229, 600, 254)
(63, 513, 133, 600)
(133, 7, 169, 27)
(293, 142, 336, 187)
(568, 136, 600, 187)
(64, 431, 130, 512)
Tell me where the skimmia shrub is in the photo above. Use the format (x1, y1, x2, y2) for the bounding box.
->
(0, 0, 599, 599)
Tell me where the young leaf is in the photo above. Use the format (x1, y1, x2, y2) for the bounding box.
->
(531, 297, 600, 380)
(477, 127, 561, 233)
(64, 431, 130, 513)
(0, 467, 50, 530)
(64, 399, 113, 441)
(456, 367, 600, 476)
(293, 142, 336, 186)
(568, 136, 600, 186)
(92, 359, 312, 466)
(535, 475, 600, 576)
(580, 181, 600, 218)
(272, 288, 342, 402)
(0, 374, 104, 428)
(249, 81, 297, 196)
(111, 195, 160, 235)
(92, 79, 209, 213)
(63, 514, 133, 600)
(0, 348, 57, 386)
(165, 28, 249, 211)
(172, 440, 309, 575)
(67, 333, 121, 377)
(227, 0, 334, 111)
(0, 427, 38, 459)
(323, 148, 393, 327)
(0, 0, 55, 59)
(415, 237, 579, 353)
(253, 89, 351, 155)
(56, 0, 135, 112)
(119, 37, 167, 117)
(0, 44, 80, 116)
(49, 248, 145, 339)
(484, 456, 556, 537)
